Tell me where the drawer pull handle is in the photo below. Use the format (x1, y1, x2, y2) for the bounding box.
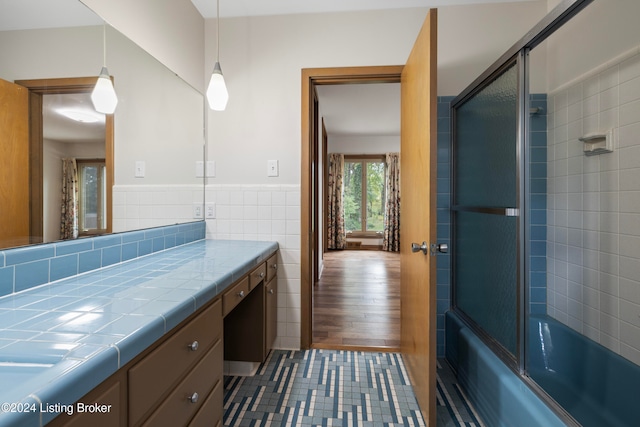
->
(272, 264, 278, 270)
(189, 341, 199, 351)
(269, 289, 274, 295)
(188, 392, 199, 404)
(238, 290, 245, 298)
(259, 272, 265, 278)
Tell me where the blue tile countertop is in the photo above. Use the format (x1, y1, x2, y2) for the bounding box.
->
(0, 239, 278, 427)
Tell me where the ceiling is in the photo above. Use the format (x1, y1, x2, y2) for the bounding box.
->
(190, 0, 536, 18)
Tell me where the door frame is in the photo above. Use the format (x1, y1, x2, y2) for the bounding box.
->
(300, 66, 404, 349)
(15, 77, 114, 243)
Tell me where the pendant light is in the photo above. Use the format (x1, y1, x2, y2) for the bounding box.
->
(91, 23, 118, 114)
(206, 0, 229, 111)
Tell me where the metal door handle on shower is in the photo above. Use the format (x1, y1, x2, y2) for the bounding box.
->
(411, 242, 428, 255)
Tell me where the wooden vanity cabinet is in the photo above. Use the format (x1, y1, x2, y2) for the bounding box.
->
(49, 250, 277, 427)
(224, 256, 278, 362)
(129, 299, 222, 426)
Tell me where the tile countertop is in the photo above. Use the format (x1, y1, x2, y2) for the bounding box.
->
(0, 239, 278, 427)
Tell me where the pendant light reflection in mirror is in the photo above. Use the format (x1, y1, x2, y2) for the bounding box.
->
(206, 0, 229, 111)
(91, 23, 118, 114)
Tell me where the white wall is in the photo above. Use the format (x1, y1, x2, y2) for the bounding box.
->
(328, 135, 400, 154)
(80, 0, 205, 92)
(544, 0, 640, 365)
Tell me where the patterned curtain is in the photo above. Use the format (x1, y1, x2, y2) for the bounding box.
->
(60, 158, 79, 240)
(383, 153, 400, 252)
(327, 153, 346, 250)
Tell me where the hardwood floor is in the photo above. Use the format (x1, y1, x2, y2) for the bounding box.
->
(312, 250, 400, 350)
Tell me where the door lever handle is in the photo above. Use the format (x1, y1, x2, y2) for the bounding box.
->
(411, 241, 428, 255)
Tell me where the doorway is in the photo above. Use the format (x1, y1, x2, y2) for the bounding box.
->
(300, 66, 404, 350)
(15, 77, 114, 244)
(313, 81, 402, 350)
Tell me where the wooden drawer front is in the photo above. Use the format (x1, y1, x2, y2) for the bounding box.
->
(129, 300, 222, 425)
(188, 379, 223, 427)
(223, 276, 249, 316)
(249, 263, 267, 290)
(52, 378, 122, 427)
(266, 253, 278, 282)
(142, 339, 223, 427)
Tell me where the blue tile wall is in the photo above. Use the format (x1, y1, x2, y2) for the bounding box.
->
(529, 94, 547, 315)
(436, 95, 548, 356)
(436, 96, 454, 358)
(0, 221, 205, 297)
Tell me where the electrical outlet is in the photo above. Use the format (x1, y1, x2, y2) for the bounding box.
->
(193, 204, 203, 219)
(205, 203, 216, 219)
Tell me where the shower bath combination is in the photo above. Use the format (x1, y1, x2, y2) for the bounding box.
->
(444, 0, 640, 426)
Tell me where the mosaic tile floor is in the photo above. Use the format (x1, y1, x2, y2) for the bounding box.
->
(223, 350, 484, 427)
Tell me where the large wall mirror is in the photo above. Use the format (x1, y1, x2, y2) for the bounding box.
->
(0, 0, 205, 250)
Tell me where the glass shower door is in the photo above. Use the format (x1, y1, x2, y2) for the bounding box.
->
(452, 62, 520, 357)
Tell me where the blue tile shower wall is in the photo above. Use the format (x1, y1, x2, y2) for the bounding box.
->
(437, 96, 454, 358)
(436, 95, 548, 356)
(0, 221, 206, 297)
(529, 94, 547, 315)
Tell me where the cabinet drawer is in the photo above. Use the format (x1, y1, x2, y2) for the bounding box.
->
(129, 299, 221, 425)
(188, 379, 223, 427)
(266, 253, 278, 282)
(142, 339, 223, 427)
(223, 276, 249, 316)
(249, 263, 266, 291)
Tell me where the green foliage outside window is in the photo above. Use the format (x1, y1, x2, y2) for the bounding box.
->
(343, 159, 385, 232)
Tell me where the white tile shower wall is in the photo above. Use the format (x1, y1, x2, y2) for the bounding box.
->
(112, 185, 204, 232)
(205, 184, 301, 350)
(547, 49, 640, 365)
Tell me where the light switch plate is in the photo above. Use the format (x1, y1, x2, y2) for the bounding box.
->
(135, 161, 145, 178)
(267, 160, 279, 177)
(195, 161, 205, 178)
(206, 161, 216, 178)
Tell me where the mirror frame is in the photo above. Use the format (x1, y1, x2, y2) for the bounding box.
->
(14, 76, 114, 244)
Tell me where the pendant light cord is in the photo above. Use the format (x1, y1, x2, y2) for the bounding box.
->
(216, 0, 220, 63)
(102, 22, 107, 67)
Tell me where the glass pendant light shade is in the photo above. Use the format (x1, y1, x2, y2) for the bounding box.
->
(206, 62, 229, 111)
(91, 68, 118, 114)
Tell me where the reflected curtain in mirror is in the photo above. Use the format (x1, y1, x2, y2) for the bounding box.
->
(327, 153, 345, 250)
(60, 158, 78, 240)
(383, 152, 400, 252)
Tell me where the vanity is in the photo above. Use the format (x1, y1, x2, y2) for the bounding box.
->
(0, 231, 278, 427)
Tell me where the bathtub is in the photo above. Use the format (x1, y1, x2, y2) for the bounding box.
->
(529, 315, 640, 427)
(446, 311, 565, 427)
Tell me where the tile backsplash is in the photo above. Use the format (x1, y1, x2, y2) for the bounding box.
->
(0, 221, 205, 297)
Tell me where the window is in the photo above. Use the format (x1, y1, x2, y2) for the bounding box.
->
(343, 156, 386, 234)
(77, 159, 107, 236)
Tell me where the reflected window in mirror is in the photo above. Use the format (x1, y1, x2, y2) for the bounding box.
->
(77, 159, 107, 236)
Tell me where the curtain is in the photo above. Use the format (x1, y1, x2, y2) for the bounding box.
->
(383, 153, 400, 252)
(60, 158, 78, 240)
(327, 153, 346, 249)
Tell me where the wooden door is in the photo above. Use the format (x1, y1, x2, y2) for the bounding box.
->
(0, 78, 30, 249)
(400, 9, 437, 426)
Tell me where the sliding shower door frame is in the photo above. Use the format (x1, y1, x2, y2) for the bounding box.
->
(449, 0, 594, 425)
(450, 54, 523, 373)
